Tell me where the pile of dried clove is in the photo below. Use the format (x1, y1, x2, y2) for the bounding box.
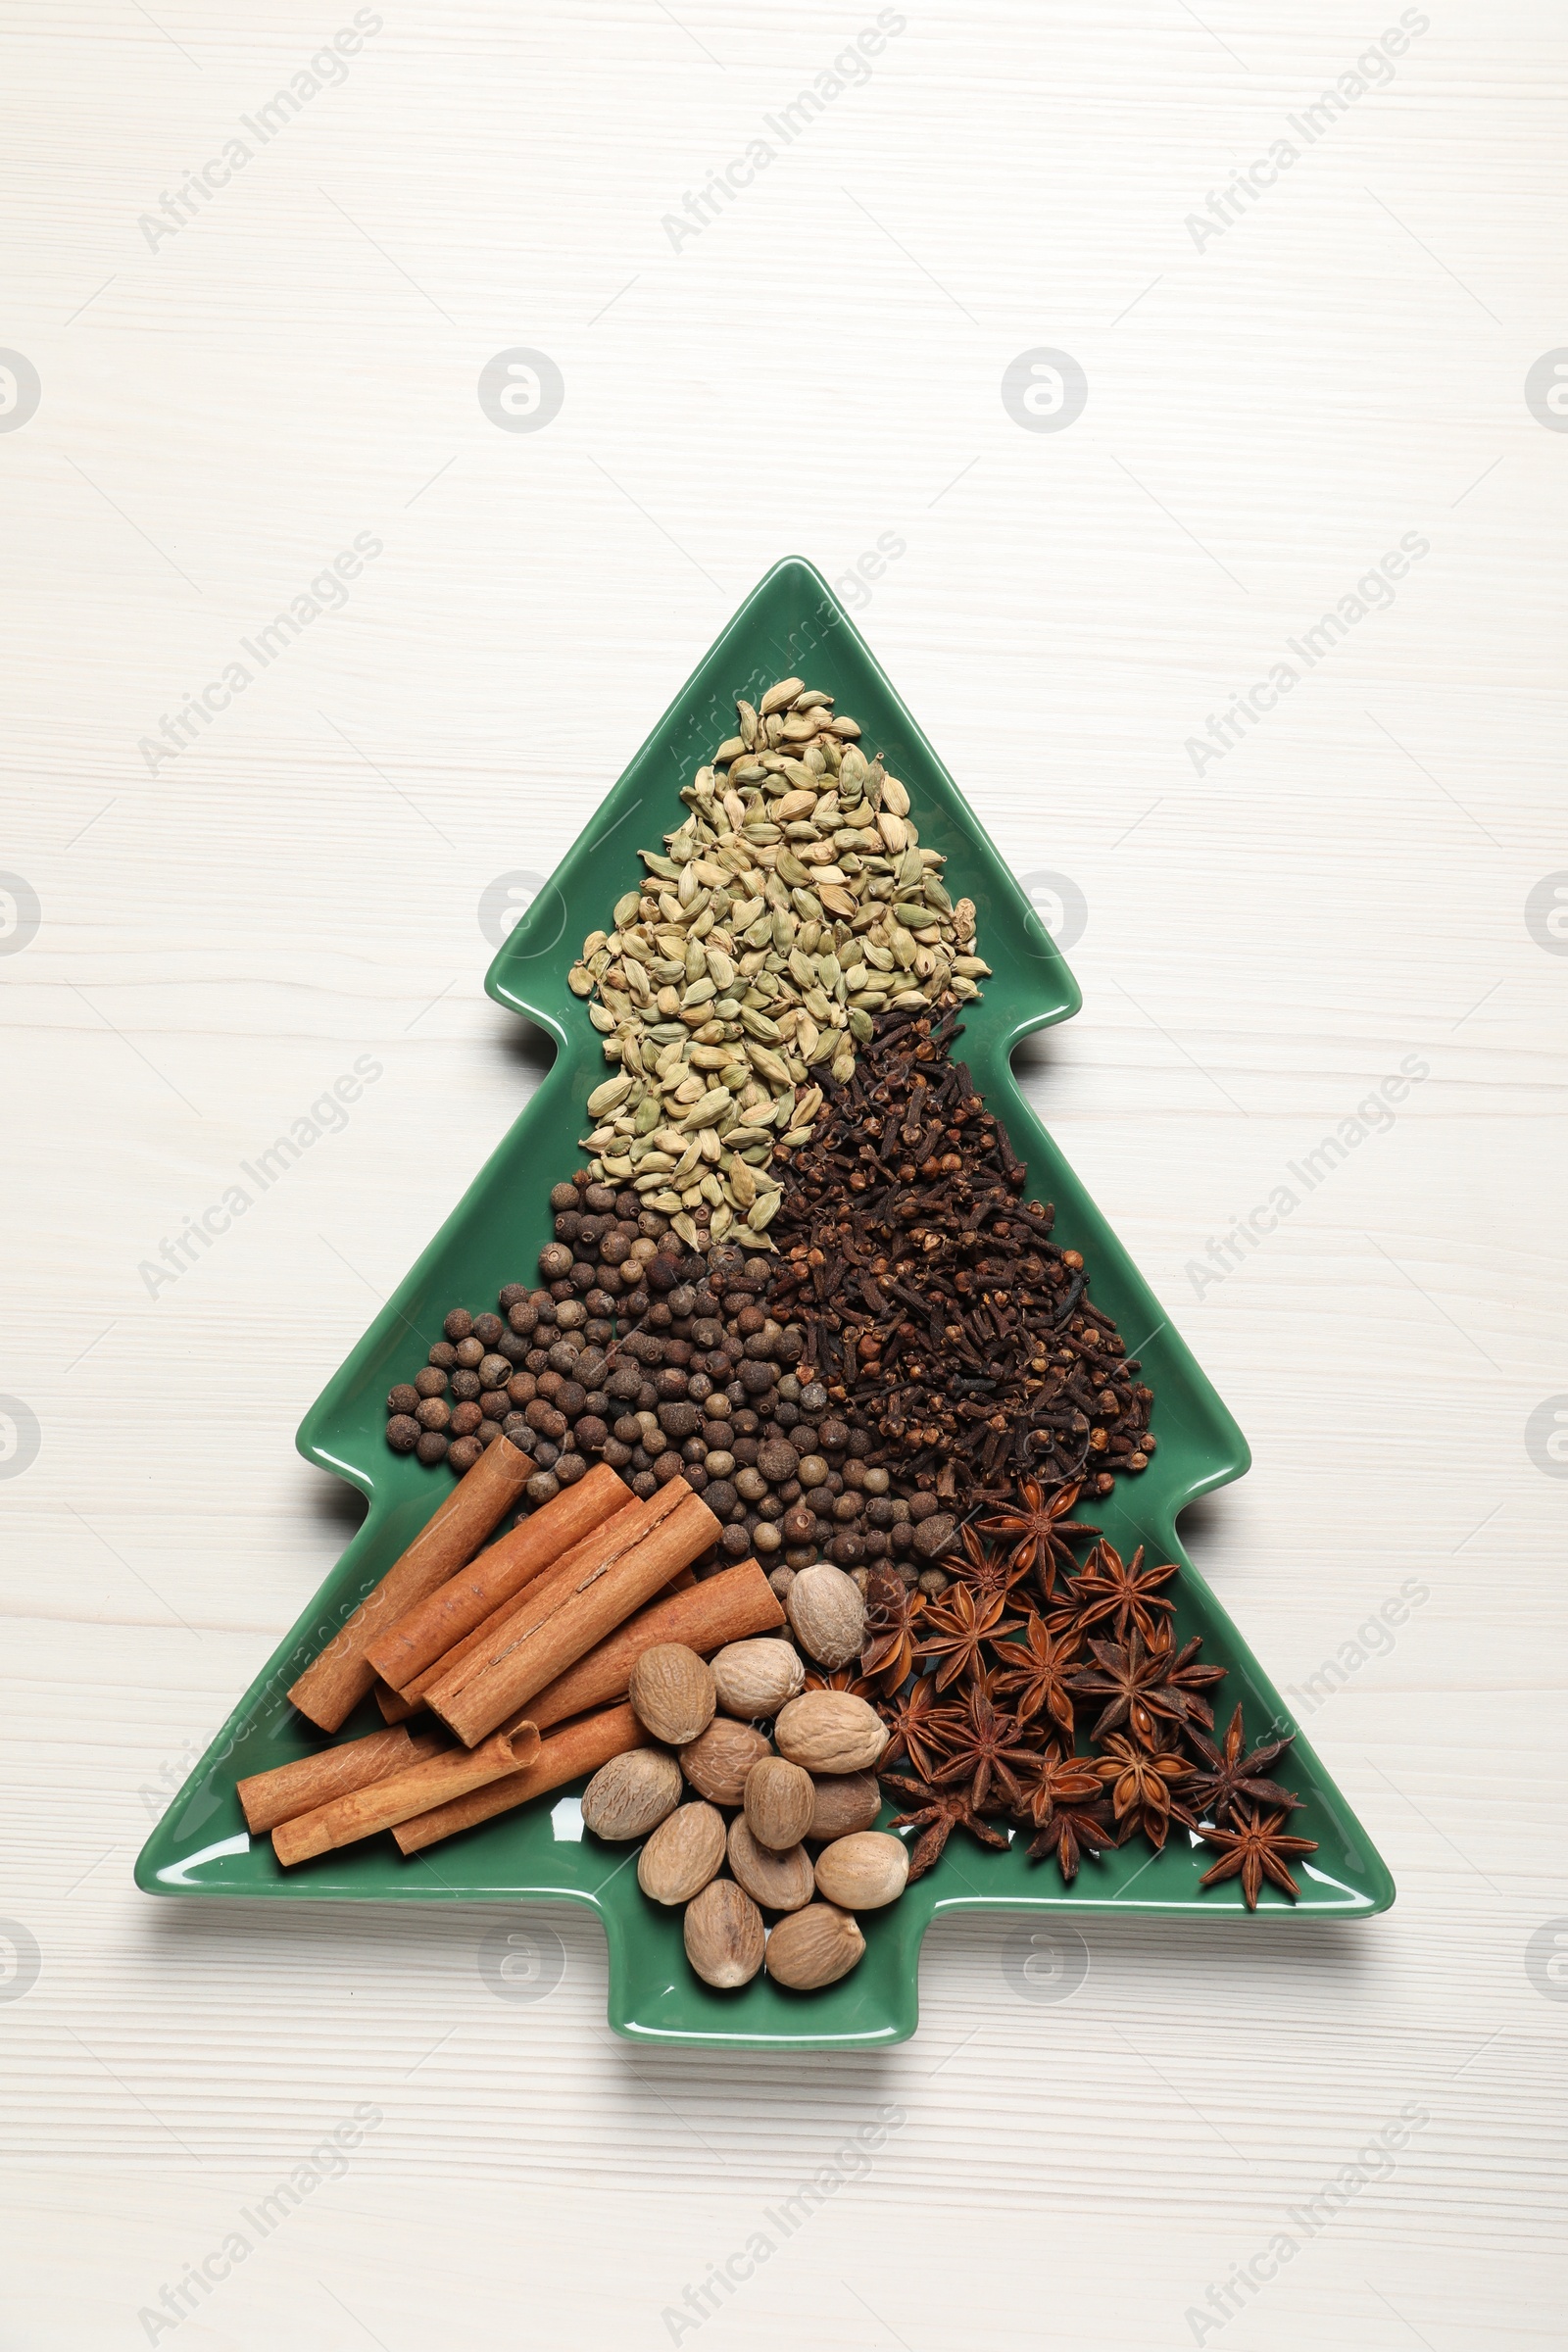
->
(767, 1011, 1155, 1505)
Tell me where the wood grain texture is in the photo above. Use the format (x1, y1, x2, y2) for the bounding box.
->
(2, 1, 1565, 2344)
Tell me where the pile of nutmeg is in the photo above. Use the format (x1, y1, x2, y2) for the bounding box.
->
(581, 1613, 903, 1992)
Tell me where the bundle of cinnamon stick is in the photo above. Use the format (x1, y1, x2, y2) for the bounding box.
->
(245, 1446, 784, 1867)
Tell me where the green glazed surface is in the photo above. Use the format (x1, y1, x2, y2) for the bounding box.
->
(136, 556, 1395, 2048)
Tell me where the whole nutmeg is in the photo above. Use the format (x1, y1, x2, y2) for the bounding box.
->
(773, 1690, 889, 1776)
(628, 1643, 717, 1746)
(813, 1830, 909, 1911)
(710, 1638, 807, 1722)
(726, 1816, 814, 1913)
(683, 1878, 766, 1988)
(679, 1718, 773, 1806)
(808, 1773, 883, 1842)
(580, 1748, 683, 1841)
(637, 1802, 727, 1906)
(743, 1756, 815, 1852)
(786, 1562, 865, 1669)
(764, 1901, 866, 1990)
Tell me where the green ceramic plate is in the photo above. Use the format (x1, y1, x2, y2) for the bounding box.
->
(136, 557, 1395, 2047)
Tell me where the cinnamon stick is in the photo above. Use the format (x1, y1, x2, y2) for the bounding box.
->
(363, 1461, 628, 1692)
(519, 1560, 783, 1734)
(271, 1723, 543, 1867)
(393, 1704, 647, 1854)
(237, 1725, 443, 1834)
(427, 1487, 719, 1747)
(373, 1679, 420, 1725)
(287, 1436, 533, 1733)
(387, 1480, 685, 1706)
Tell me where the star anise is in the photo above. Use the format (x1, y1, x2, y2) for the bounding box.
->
(879, 1770, 1011, 1882)
(1198, 1806, 1319, 1908)
(977, 1476, 1101, 1601)
(1143, 1630, 1227, 1733)
(875, 1674, 947, 1781)
(1185, 1704, 1300, 1826)
(803, 1665, 878, 1698)
(1016, 1744, 1119, 1885)
(859, 1567, 923, 1689)
(1054, 1540, 1177, 1643)
(990, 1611, 1081, 1736)
(913, 1585, 1023, 1692)
(1014, 1740, 1104, 1831)
(926, 1690, 1041, 1812)
(945, 1521, 1033, 1602)
(1094, 1729, 1195, 1850)
(1067, 1629, 1193, 1744)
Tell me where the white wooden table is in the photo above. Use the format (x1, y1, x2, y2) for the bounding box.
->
(3, 4, 1564, 2344)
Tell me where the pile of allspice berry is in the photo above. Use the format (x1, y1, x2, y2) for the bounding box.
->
(582, 1632, 900, 1991)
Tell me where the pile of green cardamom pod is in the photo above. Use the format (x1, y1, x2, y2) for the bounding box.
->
(568, 675, 989, 1251)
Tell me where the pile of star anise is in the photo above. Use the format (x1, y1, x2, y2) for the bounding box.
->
(837, 1478, 1317, 1908)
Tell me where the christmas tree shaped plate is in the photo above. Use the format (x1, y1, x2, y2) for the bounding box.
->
(136, 557, 1395, 2049)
